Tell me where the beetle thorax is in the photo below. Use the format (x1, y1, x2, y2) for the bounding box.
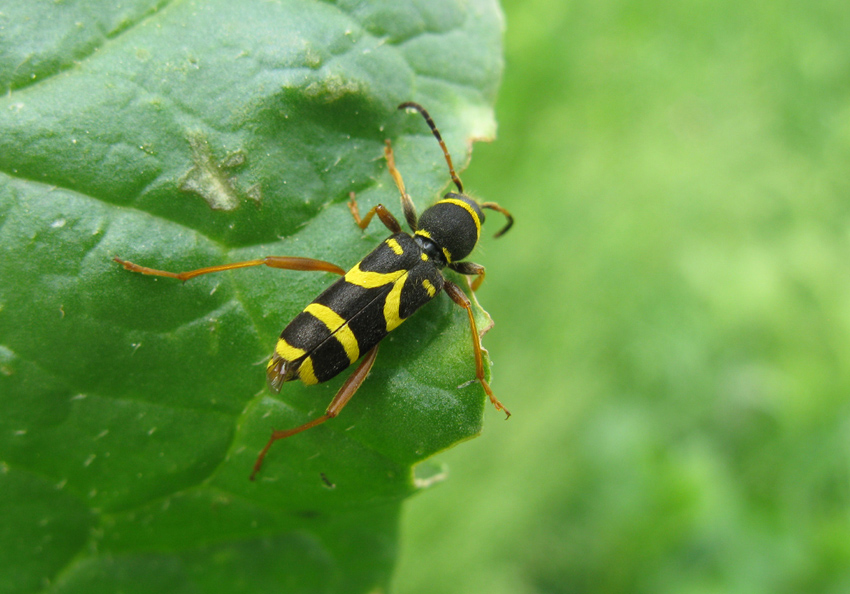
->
(414, 193, 485, 264)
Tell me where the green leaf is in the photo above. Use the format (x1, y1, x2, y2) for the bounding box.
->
(0, 1, 504, 592)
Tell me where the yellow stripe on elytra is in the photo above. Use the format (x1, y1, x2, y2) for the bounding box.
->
(304, 303, 360, 364)
(275, 338, 306, 361)
(304, 303, 345, 332)
(439, 198, 481, 241)
(344, 262, 404, 289)
(384, 274, 407, 331)
(298, 356, 318, 385)
(442, 247, 452, 263)
(385, 238, 404, 255)
(422, 279, 436, 297)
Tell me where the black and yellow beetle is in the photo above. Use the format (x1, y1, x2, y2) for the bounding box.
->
(115, 103, 513, 479)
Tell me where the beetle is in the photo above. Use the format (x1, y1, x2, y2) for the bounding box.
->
(114, 102, 513, 479)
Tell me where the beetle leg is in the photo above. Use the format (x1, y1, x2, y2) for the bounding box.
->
(448, 261, 486, 292)
(250, 344, 380, 481)
(443, 280, 510, 418)
(114, 255, 345, 281)
(347, 193, 402, 234)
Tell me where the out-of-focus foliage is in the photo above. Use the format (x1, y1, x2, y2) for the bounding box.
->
(394, 0, 850, 593)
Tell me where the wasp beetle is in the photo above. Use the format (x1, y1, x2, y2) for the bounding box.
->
(115, 103, 513, 479)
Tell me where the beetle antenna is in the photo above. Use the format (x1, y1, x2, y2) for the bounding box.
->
(481, 202, 514, 238)
(399, 102, 464, 194)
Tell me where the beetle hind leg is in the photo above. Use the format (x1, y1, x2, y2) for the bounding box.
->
(250, 344, 380, 481)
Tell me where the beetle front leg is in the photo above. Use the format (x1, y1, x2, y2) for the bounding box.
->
(347, 193, 402, 234)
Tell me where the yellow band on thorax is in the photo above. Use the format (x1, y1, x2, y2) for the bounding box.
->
(439, 198, 481, 241)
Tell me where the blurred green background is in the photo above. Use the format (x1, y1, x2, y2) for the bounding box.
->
(393, 0, 850, 592)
